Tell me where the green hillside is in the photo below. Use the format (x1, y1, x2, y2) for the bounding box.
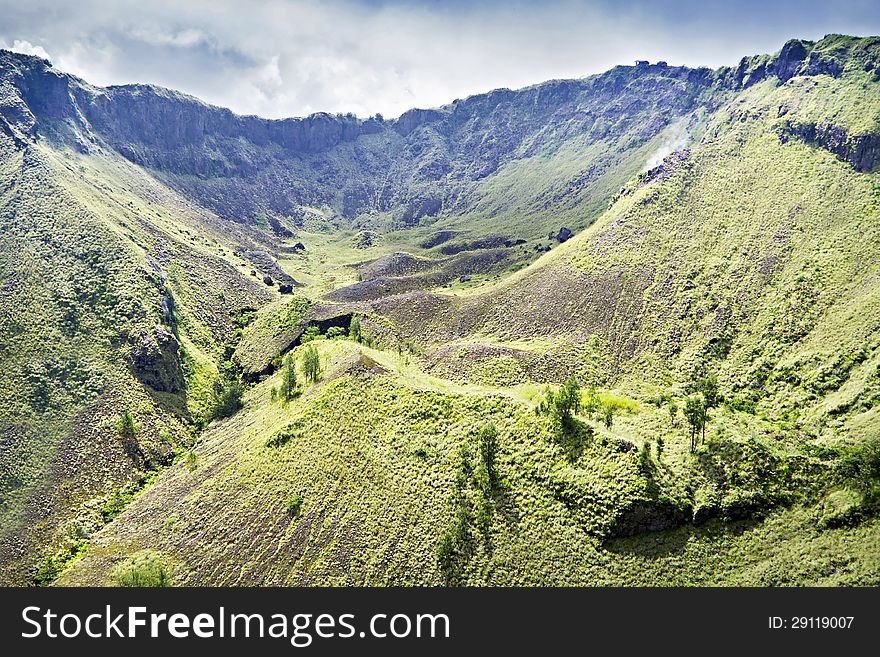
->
(2, 36, 880, 586)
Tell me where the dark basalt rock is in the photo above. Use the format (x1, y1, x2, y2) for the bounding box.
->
(267, 215, 293, 237)
(610, 500, 692, 537)
(130, 326, 184, 393)
(278, 284, 293, 294)
(779, 120, 880, 173)
(775, 39, 810, 82)
(554, 227, 573, 243)
(262, 275, 274, 286)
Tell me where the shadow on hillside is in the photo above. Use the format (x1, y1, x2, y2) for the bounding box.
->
(601, 516, 762, 558)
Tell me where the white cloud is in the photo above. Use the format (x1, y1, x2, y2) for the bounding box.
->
(4, 38, 52, 61)
(0, 0, 878, 119)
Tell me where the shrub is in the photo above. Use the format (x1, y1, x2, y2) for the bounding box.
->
(116, 410, 137, 437)
(326, 326, 346, 339)
(537, 377, 581, 424)
(639, 441, 652, 472)
(185, 450, 198, 471)
(601, 401, 615, 429)
(477, 423, 499, 490)
(112, 551, 171, 587)
(667, 401, 678, 426)
(840, 436, 880, 507)
(349, 315, 362, 342)
(266, 425, 300, 448)
(286, 494, 304, 517)
(209, 377, 243, 419)
(300, 325, 321, 343)
(583, 386, 599, 418)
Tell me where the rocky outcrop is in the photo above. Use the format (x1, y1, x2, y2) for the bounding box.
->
(774, 39, 811, 82)
(609, 499, 692, 537)
(393, 108, 445, 136)
(779, 121, 880, 173)
(130, 326, 184, 393)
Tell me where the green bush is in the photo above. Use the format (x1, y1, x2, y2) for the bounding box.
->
(349, 315, 362, 342)
(840, 436, 880, 508)
(115, 410, 137, 437)
(112, 551, 171, 587)
(326, 326, 346, 339)
(300, 325, 321, 343)
(601, 401, 615, 429)
(286, 494, 304, 517)
(477, 423, 499, 491)
(209, 377, 243, 419)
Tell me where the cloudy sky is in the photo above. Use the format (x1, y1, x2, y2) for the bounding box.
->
(2, 0, 879, 119)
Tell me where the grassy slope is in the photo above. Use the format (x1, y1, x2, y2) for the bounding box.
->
(58, 338, 880, 586)
(0, 134, 274, 583)
(59, 40, 880, 586)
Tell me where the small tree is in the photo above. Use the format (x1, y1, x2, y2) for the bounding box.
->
(697, 374, 721, 411)
(210, 378, 243, 419)
(116, 410, 137, 437)
(639, 441, 652, 473)
(550, 377, 581, 424)
(684, 395, 706, 453)
(656, 436, 664, 460)
(477, 423, 499, 490)
(302, 345, 321, 383)
(583, 386, 599, 419)
(349, 315, 362, 343)
(602, 401, 615, 429)
(286, 494, 304, 517)
(279, 353, 297, 401)
(668, 401, 678, 426)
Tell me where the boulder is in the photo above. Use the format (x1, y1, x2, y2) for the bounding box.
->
(556, 227, 573, 242)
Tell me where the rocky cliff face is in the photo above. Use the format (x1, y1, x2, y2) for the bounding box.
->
(779, 120, 880, 172)
(2, 34, 878, 226)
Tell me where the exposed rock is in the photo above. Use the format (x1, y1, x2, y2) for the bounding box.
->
(555, 227, 573, 243)
(130, 326, 184, 393)
(278, 284, 293, 294)
(440, 235, 508, 256)
(774, 39, 810, 82)
(610, 500, 691, 537)
(778, 121, 880, 172)
(267, 215, 293, 237)
(243, 250, 301, 287)
(393, 107, 445, 136)
(357, 252, 436, 280)
(400, 196, 442, 224)
(352, 230, 379, 249)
